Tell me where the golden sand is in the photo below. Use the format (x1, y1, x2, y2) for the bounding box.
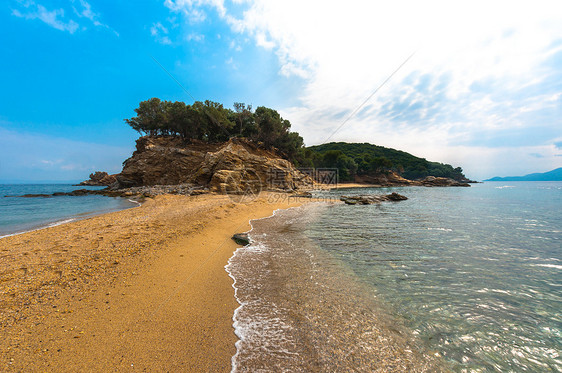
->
(0, 192, 303, 371)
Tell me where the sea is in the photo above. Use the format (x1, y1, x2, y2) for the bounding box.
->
(227, 181, 562, 372)
(0, 184, 138, 238)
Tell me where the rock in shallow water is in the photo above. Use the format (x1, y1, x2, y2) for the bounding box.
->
(340, 192, 408, 205)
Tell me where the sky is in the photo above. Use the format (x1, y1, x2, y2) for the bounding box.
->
(1, 0, 561, 182)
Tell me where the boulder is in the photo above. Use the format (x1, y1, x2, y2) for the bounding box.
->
(232, 233, 250, 246)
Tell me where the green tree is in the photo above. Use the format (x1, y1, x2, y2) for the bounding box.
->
(125, 98, 167, 135)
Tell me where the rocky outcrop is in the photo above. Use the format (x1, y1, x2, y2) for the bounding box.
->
(340, 192, 408, 205)
(78, 171, 117, 186)
(417, 176, 470, 187)
(115, 136, 312, 193)
(354, 171, 415, 186)
(352, 173, 472, 187)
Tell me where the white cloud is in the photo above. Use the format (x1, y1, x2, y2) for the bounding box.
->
(12, 0, 117, 36)
(186, 32, 204, 42)
(151, 22, 172, 45)
(164, 0, 227, 22)
(161, 0, 562, 178)
(72, 0, 119, 36)
(219, 0, 562, 178)
(12, 1, 79, 34)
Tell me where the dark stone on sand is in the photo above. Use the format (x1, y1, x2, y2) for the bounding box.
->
(232, 233, 250, 246)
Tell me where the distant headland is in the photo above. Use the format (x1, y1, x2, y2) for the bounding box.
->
(485, 167, 562, 181)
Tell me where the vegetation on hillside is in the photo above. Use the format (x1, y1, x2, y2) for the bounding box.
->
(125, 98, 468, 182)
(299, 142, 466, 181)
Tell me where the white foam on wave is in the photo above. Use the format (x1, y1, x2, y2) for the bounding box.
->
(0, 217, 76, 239)
(225, 207, 297, 373)
(47, 218, 76, 227)
(127, 198, 142, 206)
(427, 227, 453, 232)
(495, 185, 515, 189)
(530, 264, 562, 270)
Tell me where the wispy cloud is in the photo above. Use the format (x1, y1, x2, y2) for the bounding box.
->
(195, 0, 561, 178)
(72, 0, 119, 36)
(12, 1, 79, 33)
(151, 22, 172, 45)
(164, 0, 227, 23)
(185, 32, 204, 42)
(12, 0, 117, 35)
(156, 0, 562, 178)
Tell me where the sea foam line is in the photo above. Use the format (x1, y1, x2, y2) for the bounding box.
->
(225, 206, 302, 373)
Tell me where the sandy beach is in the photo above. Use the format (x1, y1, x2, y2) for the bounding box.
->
(0, 192, 304, 371)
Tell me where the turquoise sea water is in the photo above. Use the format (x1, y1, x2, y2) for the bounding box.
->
(0, 184, 137, 237)
(228, 181, 561, 372)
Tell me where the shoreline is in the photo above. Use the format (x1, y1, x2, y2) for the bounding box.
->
(0, 198, 141, 240)
(0, 192, 304, 371)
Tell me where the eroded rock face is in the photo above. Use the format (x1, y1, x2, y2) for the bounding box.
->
(115, 136, 312, 193)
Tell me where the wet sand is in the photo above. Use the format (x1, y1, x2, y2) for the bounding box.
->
(0, 192, 303, 371)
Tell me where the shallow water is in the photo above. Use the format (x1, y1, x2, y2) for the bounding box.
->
(228, 181, 561, 372)
(227, 204, 444, 372)
(0, 184, 137, 237)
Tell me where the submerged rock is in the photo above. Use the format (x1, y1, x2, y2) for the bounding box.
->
(340, 192, 408, 205)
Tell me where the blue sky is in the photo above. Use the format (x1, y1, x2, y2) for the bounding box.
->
(1, 0, 561, 182)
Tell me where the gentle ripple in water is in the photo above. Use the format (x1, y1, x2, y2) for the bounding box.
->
(228, 181, 561, 372)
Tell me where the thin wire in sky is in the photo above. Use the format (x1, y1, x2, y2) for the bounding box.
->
(322, 52, 416, 144)
(149, 55, 197, 102)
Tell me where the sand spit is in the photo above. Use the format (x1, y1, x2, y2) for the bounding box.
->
(0, 192, 303, 372)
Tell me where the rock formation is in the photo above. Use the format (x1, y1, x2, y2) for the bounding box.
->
(115, 136, 312, 193)
(340, 192, 408, 205)
(78, 171, 117, 186)
(417, 176, 470, 187)
(353, 171, 415, 186)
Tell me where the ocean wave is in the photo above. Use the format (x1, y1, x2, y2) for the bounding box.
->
(530, 264, 562, 270)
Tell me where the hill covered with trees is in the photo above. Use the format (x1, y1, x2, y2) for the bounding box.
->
(297, 142, 467, 181)
(125, 98, 469, 182)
